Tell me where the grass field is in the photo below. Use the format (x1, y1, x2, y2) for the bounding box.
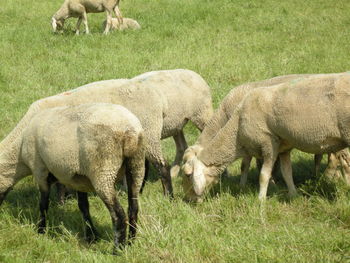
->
(1, 0, 350, 262)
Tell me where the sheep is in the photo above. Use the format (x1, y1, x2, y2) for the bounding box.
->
(51, 0, 123, 35)
(183, 73, 328, 190)
(0, 69, 213, 200)
(182, 73, 350, 202)
(102, 17, 141, 31)
(1, 103, 145, 251)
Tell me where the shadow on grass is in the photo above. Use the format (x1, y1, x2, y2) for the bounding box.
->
(209, 157, 339, 202)
(2, 185, 115, 246)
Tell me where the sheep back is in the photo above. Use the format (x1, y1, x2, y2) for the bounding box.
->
(21, 103, 144, 192)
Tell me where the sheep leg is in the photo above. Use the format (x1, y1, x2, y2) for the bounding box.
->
(82, 12, 89, 34)
(279, 151, 298, 198)
(146, 134, 174, 197)
(56, 183, 66, 205)
(94, 181, 127, 251)
(171, 131, 188, 178)
(156, 162, 173, 198)
(314, 154, 323, 177)
(38, 189, 50, 234)
(258, 148, 278, 200)
(239, 156, 252, 187)
(77, 191, 99, 243)
(114, 5, 123, 25)
(103, 10, 113, 34)
(76, 17, 82, 35)
(38, 172, 57, 234)
(139, 159, 150, 194)
(256, 158, 263, 173)
(257, 158, 277, 185)
(125, 157, 139, 241)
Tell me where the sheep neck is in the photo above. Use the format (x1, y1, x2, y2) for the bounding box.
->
(198, 113, 242, 168)
(54, 4, 69, 20)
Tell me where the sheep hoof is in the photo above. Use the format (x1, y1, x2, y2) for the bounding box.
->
(85, 234, 99, 244)
(85, 228, 99, 243)
(170, 165, 180, 178)
(37, 227, 46, 234)
(287, 191, 299, 200)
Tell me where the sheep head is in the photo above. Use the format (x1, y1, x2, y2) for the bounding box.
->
(51, 17, 64, 33)
(181, 145, 220, 203)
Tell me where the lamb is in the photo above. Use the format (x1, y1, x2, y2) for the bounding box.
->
(102, 17, 141, 31)
(182, 73, 350, 202)
(0, 69, 213, 200)
(0, 103, 145, 251)
(51, 0, 123, 35)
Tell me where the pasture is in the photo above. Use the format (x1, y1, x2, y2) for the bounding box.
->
(1, 0, 350, 262)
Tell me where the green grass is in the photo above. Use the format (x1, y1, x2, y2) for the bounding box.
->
(1, 0, 350, 262)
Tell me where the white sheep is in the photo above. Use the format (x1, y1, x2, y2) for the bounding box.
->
(0, 69, 213, 200)
(183, 74, 314, 188)
(51, 0, 123, 35)
(182, 73, 350, 202)
(102, 17, 141, 31)
(1, 103, 145, 251)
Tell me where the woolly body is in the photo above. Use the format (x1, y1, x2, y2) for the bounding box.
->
(0, 69, 212, 198)
(183, 73, 350, 201)
(102, 17, 141, 31)
(5, 103, 145, 249)
(21, 103, 144, 193)
(183, 74, 315, 197)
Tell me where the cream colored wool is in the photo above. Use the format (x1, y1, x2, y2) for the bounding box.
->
(102, 17, 141, 31)
(52, 0, 123, 35)
(182, 73, 350, 202)
(183, 74, 316, 197)
(0, 103, 145, 204)
(24, 103, 144, 192)
(0, 69, 213, 197)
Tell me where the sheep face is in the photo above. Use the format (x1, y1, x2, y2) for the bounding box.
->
(182, 149, 219, 202)
(51, 17, 64, 33)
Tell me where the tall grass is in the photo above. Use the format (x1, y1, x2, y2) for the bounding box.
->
(1, 0, 350, 262)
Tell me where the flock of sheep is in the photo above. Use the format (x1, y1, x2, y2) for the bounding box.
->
(51, 0, 140, 34)
(1, 69, 350, 252)
(1, 0, 350, 255)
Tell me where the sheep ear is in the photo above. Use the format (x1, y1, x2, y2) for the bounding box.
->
(192, 158, 207, 196)
(51, 17, 57, 32)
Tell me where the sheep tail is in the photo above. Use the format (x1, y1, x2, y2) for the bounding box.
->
(122, 129, 144, 157)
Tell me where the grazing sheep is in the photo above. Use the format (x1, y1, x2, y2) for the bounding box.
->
(102, 17, 141, 31)
(1, 103, 145, 250)
(0, 69, 213, 200)
(322, 149, 350, 184)
(183, 74, 314, 188)
(182, 73, 350, 202)
(51, 0, 123, 35)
